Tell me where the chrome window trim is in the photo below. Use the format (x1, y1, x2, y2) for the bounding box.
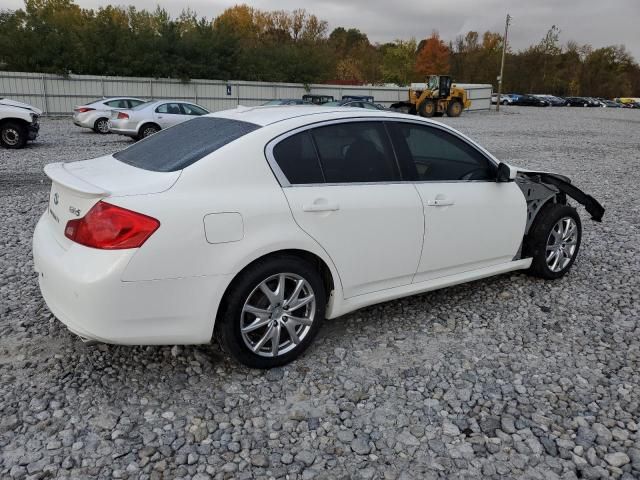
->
(264, 116, 499, 188)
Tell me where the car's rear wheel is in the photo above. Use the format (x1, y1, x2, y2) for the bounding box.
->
(137, 123, 159, 140)
(216, 255, 326, 368)
(93, 117, 110, 134)
(0, 121, 27, 149)
(524, 203, 582, 279)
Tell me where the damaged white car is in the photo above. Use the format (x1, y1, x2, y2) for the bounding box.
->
(33, 106, 604, 368)
(0, 98, 41, 148)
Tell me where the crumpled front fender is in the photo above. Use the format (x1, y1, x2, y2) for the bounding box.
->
(512, 167, 605, 222)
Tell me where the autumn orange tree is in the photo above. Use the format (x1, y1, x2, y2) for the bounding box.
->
(415, 32, 450, 77)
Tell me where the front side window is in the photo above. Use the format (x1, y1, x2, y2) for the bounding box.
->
(181, 103, 208, 116)
(310, 122, 400, 183)
(156, 103, 182, 115)
(388, 122, 495, 181)
(128, 99, 145, 108)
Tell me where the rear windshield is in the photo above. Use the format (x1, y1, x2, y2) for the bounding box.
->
(113, 117, 260, 172)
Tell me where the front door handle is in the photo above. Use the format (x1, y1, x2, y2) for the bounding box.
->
(302, 202, 340, 212)
(426, 198, 455, 207)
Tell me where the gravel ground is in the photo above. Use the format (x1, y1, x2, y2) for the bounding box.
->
(1, 107, 639, 480)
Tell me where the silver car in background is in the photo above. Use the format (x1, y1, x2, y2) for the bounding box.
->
(72, 97, 145, 134)
(109, 100, 210, 140)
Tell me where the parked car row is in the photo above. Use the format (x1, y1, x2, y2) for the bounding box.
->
(491, 93, 640, 108)
(3, 89, 637, 149)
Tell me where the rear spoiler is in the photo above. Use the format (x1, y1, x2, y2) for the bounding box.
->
(44, 163, 110, 198)
(518, 170, 605, 222)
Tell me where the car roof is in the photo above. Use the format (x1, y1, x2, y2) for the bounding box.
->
(89, 97, 143, 103)
(208, 105, 416, 127)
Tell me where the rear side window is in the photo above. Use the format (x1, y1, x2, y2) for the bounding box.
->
(156, 103, 182, 114)
(113, 117, 260, 172)
(272, 131, 324, 184)
(105, 99, 128, 108)
(311, 122, 399, 183)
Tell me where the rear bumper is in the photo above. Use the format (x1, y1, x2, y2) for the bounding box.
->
(33, 213, 230, 345)
(109, 126, 138, 137)
(72, 113, 96, 129)
(109, 119, 138, 137)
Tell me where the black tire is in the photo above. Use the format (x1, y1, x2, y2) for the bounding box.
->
(216, 255, 326, 368)
(446, 99, 463, 117)
(138, 123, 159, 140)
(0, 121, 27, 149)
(93, 117, 110, 134)
(502, 100, 509, 105)
(418, 100, 436, 118)
(523, 203, 582, 279)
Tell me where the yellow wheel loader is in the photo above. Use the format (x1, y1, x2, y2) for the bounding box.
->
(391, 75, 471, 118)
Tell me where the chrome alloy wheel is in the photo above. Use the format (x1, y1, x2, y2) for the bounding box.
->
(96, 119, 109, 133)
(546, 216, 578, 272)
(240, 273, 316, 357)
(1, 127, 20, 146)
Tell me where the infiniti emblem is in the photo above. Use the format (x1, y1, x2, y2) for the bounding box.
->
(53, 192, 59, 205)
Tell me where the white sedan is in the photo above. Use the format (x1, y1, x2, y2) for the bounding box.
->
(72, 97, 146, 133)
(33, 106, 604, 368)
(109, 100, 209, 140)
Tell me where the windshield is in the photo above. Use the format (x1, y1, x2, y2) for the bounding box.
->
(113, 117, 260, 172)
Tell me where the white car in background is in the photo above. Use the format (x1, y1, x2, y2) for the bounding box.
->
(72, 97, 146, 134)
(109, 100, 209, 140)
(33, 106, 604, 368)
(0, 98, 42, 149)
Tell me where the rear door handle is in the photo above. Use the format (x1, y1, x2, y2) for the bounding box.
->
(302, 202, 340, 212)
(426, 198, 455, 207)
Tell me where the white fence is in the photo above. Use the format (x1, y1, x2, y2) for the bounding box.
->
(0, 71, 492, 115)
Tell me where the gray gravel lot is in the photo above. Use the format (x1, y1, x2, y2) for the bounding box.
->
(1, 107, 639, 480)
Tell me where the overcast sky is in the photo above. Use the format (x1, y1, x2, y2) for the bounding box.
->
(5, 0, 639, 60)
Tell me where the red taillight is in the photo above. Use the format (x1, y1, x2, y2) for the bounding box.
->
(117, 112, 129, 119)
(75, 107, 95, 113)
(64, 201, 160, 250)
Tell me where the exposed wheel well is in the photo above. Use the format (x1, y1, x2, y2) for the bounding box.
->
(213, 249, 336, 337)
(0, 117, 29, 128)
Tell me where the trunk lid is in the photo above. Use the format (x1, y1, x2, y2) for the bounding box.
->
(43, 156, 180, 248)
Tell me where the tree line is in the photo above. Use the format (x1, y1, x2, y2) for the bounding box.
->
(1, 1, 638, 98)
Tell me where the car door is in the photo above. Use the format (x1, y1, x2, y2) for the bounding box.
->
(268, 120, 424, 298)
(154, 103, 184, 128)
(387, 121, 526, 283)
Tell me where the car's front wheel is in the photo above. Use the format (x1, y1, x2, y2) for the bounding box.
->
(216, 255, 326, 368)
(524, 203, 582, 279)
(0, 121, 27, 149)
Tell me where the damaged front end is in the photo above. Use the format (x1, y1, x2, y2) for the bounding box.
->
(499, 163, 605, 234)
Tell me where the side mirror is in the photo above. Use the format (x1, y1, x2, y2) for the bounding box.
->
(496, 162, 516, 182)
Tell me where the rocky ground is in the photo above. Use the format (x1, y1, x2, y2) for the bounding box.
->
(1, 107, 639, 479)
